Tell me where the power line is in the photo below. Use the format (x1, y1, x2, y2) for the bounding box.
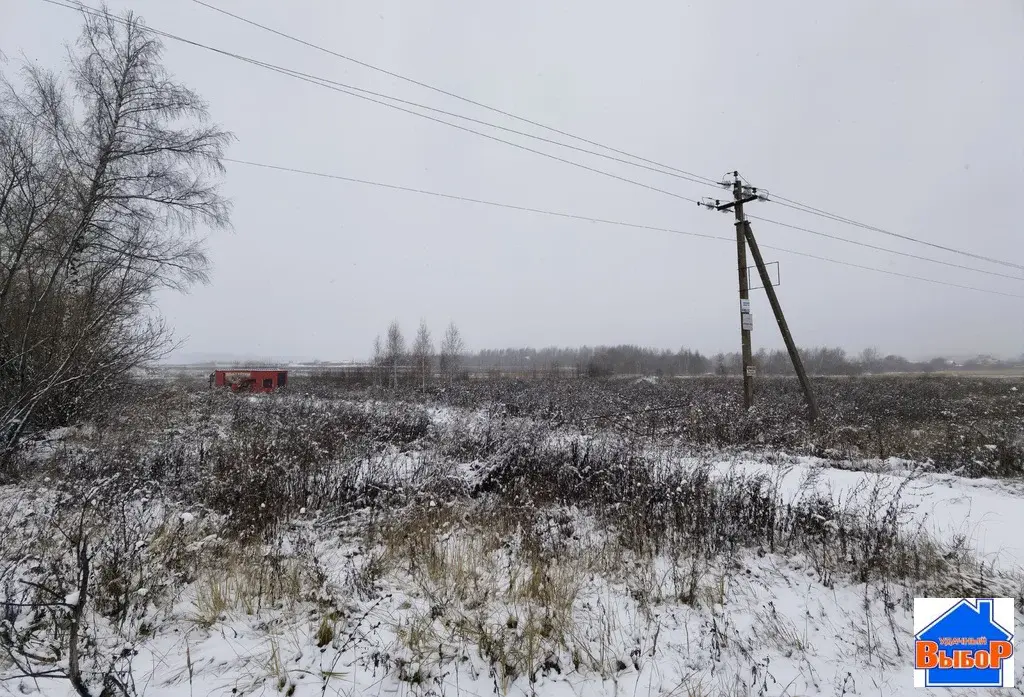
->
(767, 245, 1023, 298)
(166, 17, 717, 190)
(764, 195, 1024, 273)
(31, 0, 1024, 284)
(222, 157, 722, 242)
(236, 43, 1022, 288)
(227, 67, 703, 205)
(222, 157, 1024, 300)
(37, 0, 703, 206)
(188, 0, 724, 190)
(6, 89, 1020, 299)
(188, 0, 1024, 275)
(746, 213, 1024, 282)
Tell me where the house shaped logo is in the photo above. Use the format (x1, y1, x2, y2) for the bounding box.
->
(914, 597, 1015, 688)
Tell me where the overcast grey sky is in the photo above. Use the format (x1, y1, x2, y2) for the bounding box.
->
(4, 0, 1023, 361)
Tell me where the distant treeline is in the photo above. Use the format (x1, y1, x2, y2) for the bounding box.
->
(346, 319, 1021, 387)
(461, 345, 1024, 377)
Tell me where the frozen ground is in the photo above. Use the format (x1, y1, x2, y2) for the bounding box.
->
(1, 399, 1022, 697)
(721, 457, 1024, 573)
(12, 555, 1005, 697)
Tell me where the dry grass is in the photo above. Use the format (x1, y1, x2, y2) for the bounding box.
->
(753, 602, 807, 657)
(191, 545, 316, 627)
(351, 487, 1024, 690)
(364, 502, 791, 687)
(370, 503, 604, 685)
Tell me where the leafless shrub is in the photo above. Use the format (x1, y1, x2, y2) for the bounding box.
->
(0, 485, 143, 696)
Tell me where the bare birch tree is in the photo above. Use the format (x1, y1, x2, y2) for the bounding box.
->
(411, 319, 433, 389)
(0, 6, 231, 454)
(384, 320, 405, 389)
(438, 321, 465, 383)
(371, 334, 384, 386)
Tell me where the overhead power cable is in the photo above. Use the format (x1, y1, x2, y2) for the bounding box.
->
(746, 214, 1024, 282)
(38, 0, 702, 205)
(764, 196, 1023, 273)
(188, 0, 1024, 274)
(222, 158, 1024, 300)
(35, 0, 1024, 279)
(188, 0, 724, 190)
(8, 91, 1017, 299)
(223, 158, 721, 242)
(763, 246, 1022, 299)
(174, 15, 717, 190)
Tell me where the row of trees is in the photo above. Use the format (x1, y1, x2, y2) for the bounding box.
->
(370, 320, 465, 388)
(1, 9, 229, 452)
(391, 342, 1024, 379)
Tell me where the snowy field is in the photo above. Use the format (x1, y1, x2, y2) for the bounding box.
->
(1, 386, 1022, 696)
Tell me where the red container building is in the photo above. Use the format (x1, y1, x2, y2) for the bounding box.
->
(212, 369, 288, 393)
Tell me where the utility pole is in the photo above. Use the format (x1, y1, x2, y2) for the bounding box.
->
(731, 175, 754, 409)
(742, 221, 820, 422)
(700, 171, 820, 422)
(704, 172, 758, 409)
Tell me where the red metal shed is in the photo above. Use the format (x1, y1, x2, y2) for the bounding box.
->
(212, 369, 288, 393)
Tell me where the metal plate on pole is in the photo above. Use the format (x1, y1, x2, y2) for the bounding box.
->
(748, 261, 780, 291)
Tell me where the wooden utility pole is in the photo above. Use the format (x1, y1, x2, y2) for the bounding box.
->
(701, 171, 820, 422)
(732, 175, 755, 409)
(742, 221, 820, 422)
(707, 172, 759, 409)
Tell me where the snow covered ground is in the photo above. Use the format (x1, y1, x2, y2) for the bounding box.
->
(2, 399, 1022, 697)
(720, 457, 1024, 573)
(55, 555, 1002, 697)
(4, 540, 1019, 697)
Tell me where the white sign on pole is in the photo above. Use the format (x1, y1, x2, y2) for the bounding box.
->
(745, 365, 756, 377)
(740, 299, 751, 313)
(741, 313, 753, 331)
